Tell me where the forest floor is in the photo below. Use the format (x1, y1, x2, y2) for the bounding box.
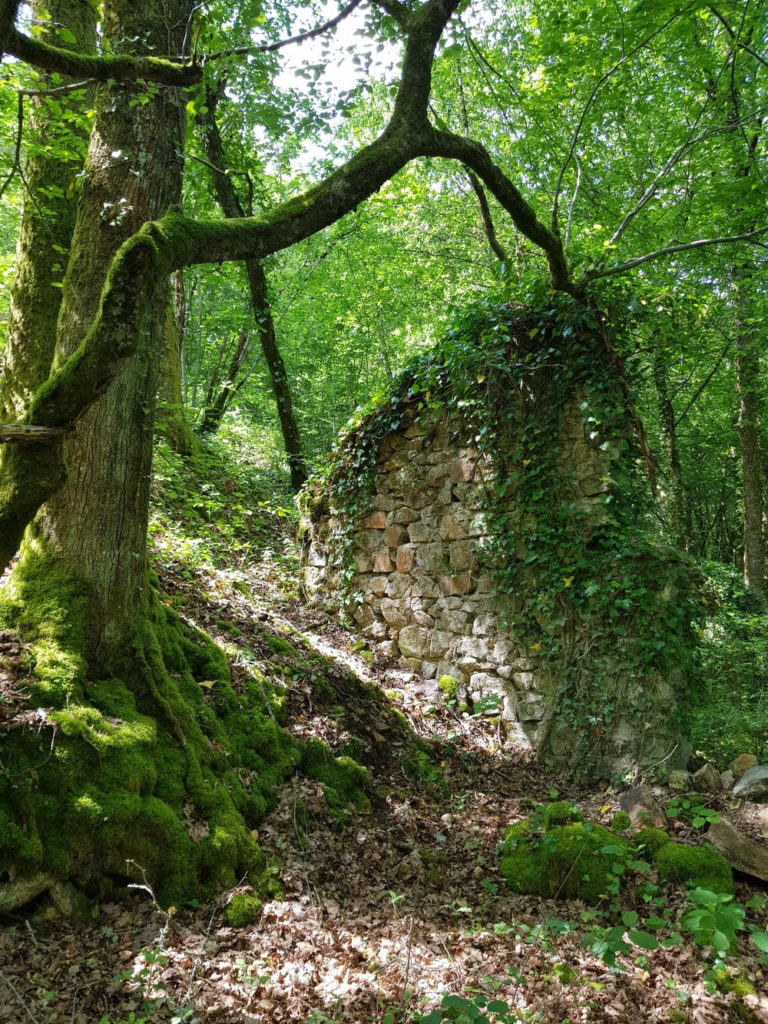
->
(1, 445, 768, 1024)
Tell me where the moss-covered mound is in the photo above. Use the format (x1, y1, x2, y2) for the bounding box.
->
(499, 806, 734, 907)
(499, 803, 632, 904)
(0, 547, 298, 908)
(654, 841, 733, 894)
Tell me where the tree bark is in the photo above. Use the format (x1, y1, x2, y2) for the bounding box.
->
(158, 303, 198, 457)
(736, 317, 764, 594)
(30, 0, 189, 667)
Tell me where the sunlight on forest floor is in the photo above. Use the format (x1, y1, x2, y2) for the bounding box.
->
(1, 441, 767, 1024)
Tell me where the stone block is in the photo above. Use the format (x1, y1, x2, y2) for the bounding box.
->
(733, 765, 768, 802)
(372, 551, 394, 573)
(385, 574, 411, 599)
(408, 521, 432, 543)
(456, 636, 489, 660)
(412, 575, 439, 598)
(398, 624, 431, 659)
(396, 544, 415, 572)
(439, 574, 473, 596)
(436, 659, 466, 684)
(729, 753, 758, 779)
(403, 487, 430, 509)
(440, 511, 467, 540)
(693, 763, 722, 793)
(363, 620, 389, 640)
(372, 493, 399, 512)
(384, 525, 408, 548)
(517, 695, 544, 722)
(512, 671, 536, 691)
(380, 599, 408, 628)
(427, 464, 451, 487)
(353, 604, 374, 627)
(366, 575, 388, 597)
(393, 508, 420, 525)
(415, 543, 447, 573)
(472, 614, 495, 636)
(429, 630, 453, 657)
(440, 609, 468, 633)
(708, 818, 768, 882)
(468, 671, 506, 703)
(354, 551, 373, 573)
(450, 457, 476, 483)
(493, 639, 514, 662)
(618, 786, 664, 827)
(668, 769, 692, 793)
(413, 610, 435, 628)
(363, 511, 387, 529)
(449, 539, 475, 571)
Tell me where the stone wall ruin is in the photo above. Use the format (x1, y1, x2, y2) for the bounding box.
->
(299, 343, 692, 778)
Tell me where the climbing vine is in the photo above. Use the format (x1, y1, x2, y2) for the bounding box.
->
(305, 290, 699, 773)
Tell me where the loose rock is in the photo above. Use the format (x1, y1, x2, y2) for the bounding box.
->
(733, 765, 768, 802)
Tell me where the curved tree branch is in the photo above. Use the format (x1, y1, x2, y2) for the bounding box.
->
(582, 226, 768, 282)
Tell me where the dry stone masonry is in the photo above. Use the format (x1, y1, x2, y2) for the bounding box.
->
(300, 317, 694, 778)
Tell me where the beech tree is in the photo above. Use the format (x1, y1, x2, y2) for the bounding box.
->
(0, 0, 765, 905)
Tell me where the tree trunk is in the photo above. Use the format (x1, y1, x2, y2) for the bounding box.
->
(158, 303, 198, 456)
(1, 0, 293, 909)
(33, 0, 186, 664)
(198, 87, 308, 490)
(736, 319, 764, 594)
(0, 0, 95, 421)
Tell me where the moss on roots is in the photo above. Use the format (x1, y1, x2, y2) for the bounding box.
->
(0, 543, 297, 907)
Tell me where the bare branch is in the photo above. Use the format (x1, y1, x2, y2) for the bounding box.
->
(20, 77, 95, 96)
(552, 1, 697, 235)
(584, 227, 768, 282)
(204, 0, 365, 62)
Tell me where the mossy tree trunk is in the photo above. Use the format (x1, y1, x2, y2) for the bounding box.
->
(0, 0, 296, 910)
(0, 0, 95, 421)
(29, 0, 188, 667)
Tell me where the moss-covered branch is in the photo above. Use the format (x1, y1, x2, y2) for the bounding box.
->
(4, 24, 201, 86)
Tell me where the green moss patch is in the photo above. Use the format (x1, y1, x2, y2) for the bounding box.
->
(0, 545, 297, 908)
(224, 891, 262, 927)
(499, 804, 632, 905)
(300, 738, 370, 814)
(654, 841, 733, 894)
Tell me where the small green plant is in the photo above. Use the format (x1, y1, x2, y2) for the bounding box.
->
(680, 887, 745, 955)
(666, 795, 720, 828)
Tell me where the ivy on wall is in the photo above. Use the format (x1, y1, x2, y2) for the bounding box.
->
(302, 292, 700, 773)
